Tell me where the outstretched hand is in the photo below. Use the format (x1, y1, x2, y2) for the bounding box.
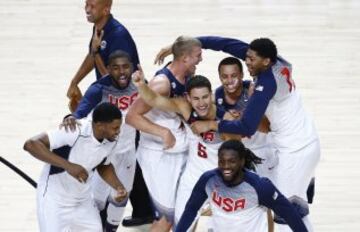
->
(154, 45, 172, 65)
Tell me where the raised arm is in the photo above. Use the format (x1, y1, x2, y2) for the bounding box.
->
(197, 36, 249, 60)
(131, 66, 190, 116)
(126, 68, 177, 149)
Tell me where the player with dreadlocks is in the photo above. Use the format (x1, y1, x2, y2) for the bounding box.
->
(176, 140, 307, 232)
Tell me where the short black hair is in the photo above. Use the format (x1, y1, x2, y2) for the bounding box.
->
(218, 57, 243, 74)
(108, 50, 132, 66)
(185, 75, 212, 93)
(92, 102, 122, 123)
(218, 140, 262, 171)
(249, 38, 277, 63)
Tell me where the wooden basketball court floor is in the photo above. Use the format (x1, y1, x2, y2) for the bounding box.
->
(0, 0, 359, 231)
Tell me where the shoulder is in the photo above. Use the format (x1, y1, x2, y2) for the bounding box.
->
(244, 171, 276, 198)
(148, 74, 171, 95)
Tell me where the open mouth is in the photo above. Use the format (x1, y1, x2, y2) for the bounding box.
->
(222, 169, 233, 177)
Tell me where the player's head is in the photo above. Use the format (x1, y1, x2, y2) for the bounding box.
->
(92, 102, 122, 142)
(218, 140, 262, 185)
(108, 50, 133, 89)
(245, 38, 277, 77)
(218, 57, 244, 94)
(185, 75, 212, 117)
(171, 36, 202, 75)
(85, 0, 112, 23)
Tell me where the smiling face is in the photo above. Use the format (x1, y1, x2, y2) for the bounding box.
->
(84, 0, 109, 23)
(183, 46, 202, 75)
(218, 148, 245, 185)
(108, 57, 133, 89)
(219, 64, 243, 94)
(187, 87, 212, 118)
(245, 49, 270, 77)
(101, 119, 122, 142)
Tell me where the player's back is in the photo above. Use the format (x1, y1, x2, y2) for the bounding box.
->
(265, 58, 318, 152)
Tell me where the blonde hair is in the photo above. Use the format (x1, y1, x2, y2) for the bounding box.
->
(171, 36, 202, 60)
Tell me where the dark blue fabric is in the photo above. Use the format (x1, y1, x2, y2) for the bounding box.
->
(73, 76, 113, 118)
(90, 14, 140, 79)
(155, 66, 187, 97)
(49, 146, 71, 175)
(199, 36, 277, 137)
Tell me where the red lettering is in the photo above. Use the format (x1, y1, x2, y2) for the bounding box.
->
(222, 198, 234, 212)
(212, 191, 222, 207)
(281, 67, 295, 92)
(197, 142, 207, 158)
(118, 96, 130, 110)
(234, 198, 246, 211)
(107, 92, 138, 111)
(211, 191, 246, 212)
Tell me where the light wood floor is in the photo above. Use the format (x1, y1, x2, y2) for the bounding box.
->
(0, 0, 359, 231)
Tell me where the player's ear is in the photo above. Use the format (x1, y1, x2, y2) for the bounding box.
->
(185, 92, 191, 102)
(262, 57, 271, 67)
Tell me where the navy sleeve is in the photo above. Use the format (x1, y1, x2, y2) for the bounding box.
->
(175, 171, 213, 232)
(73, 84, 103, 119)
(197, 36, 249, 60)
(257, 178, 308, 232)
(107, 30, 140, 68)
(218, 69, 276, 136)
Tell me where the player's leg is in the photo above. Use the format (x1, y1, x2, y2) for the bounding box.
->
(72, 198, 102, 232)
(123, 161, 155, 227)
(137, 146, 187, 227)
(274, 139, 320, 232)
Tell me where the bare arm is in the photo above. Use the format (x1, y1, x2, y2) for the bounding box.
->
(97, 163, 127, 202)
(23, 133, 88, 182)
(126, 74, 176, 149)
(67, 54, 94, 98)
(132, 66, 191, 117)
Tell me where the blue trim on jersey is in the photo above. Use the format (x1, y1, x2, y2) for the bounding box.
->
(49, 146, 71, 175)
(245, 172, 308, 232)
(155, 66, 187, 97)
(175, 170, 217, 232)
(176, 169, 307, 232)
(90, 14, 140, 79)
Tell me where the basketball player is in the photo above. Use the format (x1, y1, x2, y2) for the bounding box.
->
(62, 50, 138, 231)
(126, 36, 202, 227)
(176, 140, 308, 232)
(190, 36, 320, 231)
(23, 103, 127, 232)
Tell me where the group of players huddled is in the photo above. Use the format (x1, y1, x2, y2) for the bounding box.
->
(23, 0, 320, 232)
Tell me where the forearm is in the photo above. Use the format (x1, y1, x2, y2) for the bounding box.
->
(93, 53, 108, 77)
(71, 54, 94, 85)
(97, 164, 124, 190)
(126, 113, 169, 138)
(23, 138, 70, 170)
